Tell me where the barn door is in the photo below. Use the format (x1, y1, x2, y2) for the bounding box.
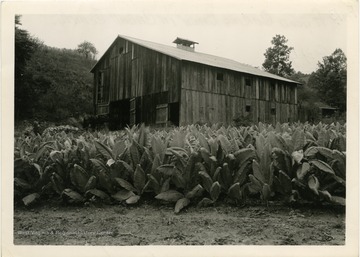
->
(109, 99, 130, 130)
(156, 104, 168, 125)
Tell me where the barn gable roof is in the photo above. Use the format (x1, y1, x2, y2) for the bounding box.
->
(91, 35, 299, 84)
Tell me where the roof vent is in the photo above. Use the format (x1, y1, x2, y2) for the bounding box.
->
(173, 37, 198, 52)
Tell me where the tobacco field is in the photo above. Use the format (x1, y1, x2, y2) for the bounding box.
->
(13, 122, 346, 245)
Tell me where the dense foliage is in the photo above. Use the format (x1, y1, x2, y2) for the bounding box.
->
(24, 45, 96, 120)
(14, 16, 96, 122)
(15, 15, 41, 120)
(308, 49, 347, 112)
(262, 35, 295, 78)
(14, 123, 346, 212)
(289, 72, 323, 121)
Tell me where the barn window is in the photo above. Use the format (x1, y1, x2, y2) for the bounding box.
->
(119, 47, 124, 54)
(217, 72, 224, 81)
(97, 71, 104, 103)
(245, 78, 252, 87)
(245, 104, 251, 112)
(271, 107, 276, 115)
(270, 82, 276, 101)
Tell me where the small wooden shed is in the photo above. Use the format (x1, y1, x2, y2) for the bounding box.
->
(298, 101, 339, 122)
(90, 35, 299, 127)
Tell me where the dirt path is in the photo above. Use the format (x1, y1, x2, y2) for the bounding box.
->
(13, 201, 345, 245)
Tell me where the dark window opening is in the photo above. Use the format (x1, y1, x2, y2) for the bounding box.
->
(119, 47, 124, 54)
(245, 105, 251, 112)
(271, 107, 276, 115)
(245, 78, 252, 87)
(270, 83, 276, 101)
(217, 72, 224, 81)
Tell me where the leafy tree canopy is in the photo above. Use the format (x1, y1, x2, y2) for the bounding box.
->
(15, 15, 97, 122)
(77, 41, 98, 60)
(308, 48, 347, 112)
(262, 35, 295, 78)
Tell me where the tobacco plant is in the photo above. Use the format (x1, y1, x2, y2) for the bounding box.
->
(14, 121, 346, 211)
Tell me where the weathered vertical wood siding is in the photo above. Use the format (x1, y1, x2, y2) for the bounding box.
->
(179, 61, 298, 125)
(93, 38, 181, 124)
(92, 37, 298, 126)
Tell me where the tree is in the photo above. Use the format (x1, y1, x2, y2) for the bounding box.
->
(262, 35, 294, 78)
(77, 41, 98, 59)
(15, 15, 41, 120)
(308, 49, 347, 112)
(288, 71, 313, 105)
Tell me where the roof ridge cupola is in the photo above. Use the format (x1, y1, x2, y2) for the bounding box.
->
(173, 37, 198, 52)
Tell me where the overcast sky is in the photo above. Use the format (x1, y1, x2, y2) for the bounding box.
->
(18, 2, 350, 74)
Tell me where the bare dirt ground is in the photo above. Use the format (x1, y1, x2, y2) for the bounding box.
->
(13, 200, 345, 246)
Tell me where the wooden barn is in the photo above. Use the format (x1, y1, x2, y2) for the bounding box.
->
(90, 35, 299, 128)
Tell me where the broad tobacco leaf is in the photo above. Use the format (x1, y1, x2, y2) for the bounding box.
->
(126, 195, 141, 204)
(85, 188, 109, 200)
(199, 171, 213, 193)
(84, 176, 97, 192)
(174, 198, 190, 214)
(310, 160, 335, 175)
(114, 177, 137, 192)
(185, 184, 204, 199)
(22, 193, 40, 206)
(296, 162, 310, 180)
(210, 181, 221, 201)
(308, 175, 320, 195)
(111, 190, 135, 201)
(62, 189, 85, 203)
(291, 150, 304, 164)
(70, 164, 90, 192)
(228, 183, 241, 200)
(155, 190, 184, 202)
(252, 160, 265, 184)
(197, 197, 214, 207)
(134, 164, 146, 193)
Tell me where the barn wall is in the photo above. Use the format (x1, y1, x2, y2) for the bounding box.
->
(179, 61, 298, 125)
(92, 38, 298, 126)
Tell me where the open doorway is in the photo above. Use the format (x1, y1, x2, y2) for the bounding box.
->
(168, 102, 179, 126)
(109, 99, 130, 130)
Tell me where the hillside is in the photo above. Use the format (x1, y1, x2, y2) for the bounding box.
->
(18, 43, 96, 122)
